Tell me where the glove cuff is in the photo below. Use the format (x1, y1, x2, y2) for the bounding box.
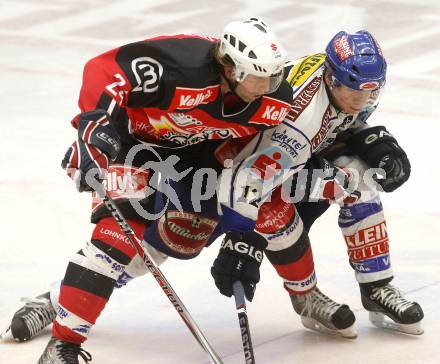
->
(221, 231, 267, 264)
(78, 109, 121, 160)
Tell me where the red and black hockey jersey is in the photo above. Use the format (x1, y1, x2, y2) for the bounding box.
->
(74, 35, 293, 148)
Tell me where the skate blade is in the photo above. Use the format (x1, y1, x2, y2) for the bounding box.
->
(301, 316, 358, 339)
(0, 325, 13, 341)
(369, 312, 424, 335)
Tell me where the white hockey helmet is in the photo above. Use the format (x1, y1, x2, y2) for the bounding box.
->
(219, 17, 287, 93)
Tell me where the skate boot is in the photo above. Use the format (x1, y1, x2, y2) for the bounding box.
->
(38, 337, 92, 364)
(360, 283, 424, 335)
(290, 286, 357, 339)
(1, 291, 56, 342)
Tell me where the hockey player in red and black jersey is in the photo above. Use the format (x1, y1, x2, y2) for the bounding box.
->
(3, 18, 293, 364)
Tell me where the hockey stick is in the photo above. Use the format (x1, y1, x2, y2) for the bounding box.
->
(233, 280, 256, 363)
(86, 174, 223, 364)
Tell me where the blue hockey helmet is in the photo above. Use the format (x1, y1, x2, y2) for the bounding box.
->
(325, 30, 386, 91)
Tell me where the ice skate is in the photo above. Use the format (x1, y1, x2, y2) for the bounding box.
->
(290, 286, 357, 339)
(361, 283, 424, 335)
(1, 291, 56, 342)
(38, 337, 92, 364)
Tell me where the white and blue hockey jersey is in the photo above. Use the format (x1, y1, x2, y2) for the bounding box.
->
(218, 53, 380, 232)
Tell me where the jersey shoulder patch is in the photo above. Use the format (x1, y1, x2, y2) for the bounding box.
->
(286, 53, 326, 88)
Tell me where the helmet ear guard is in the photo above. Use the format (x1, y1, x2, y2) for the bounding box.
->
(325, 30, 387, 91)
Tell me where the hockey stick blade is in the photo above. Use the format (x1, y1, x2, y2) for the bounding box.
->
(85, 173, 223, 364)
(233, 281, 256, 364)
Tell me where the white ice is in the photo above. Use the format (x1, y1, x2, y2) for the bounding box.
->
(0, 0, 439, 363)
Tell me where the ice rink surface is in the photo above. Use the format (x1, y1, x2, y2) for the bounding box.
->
(0, 0, 439, 363)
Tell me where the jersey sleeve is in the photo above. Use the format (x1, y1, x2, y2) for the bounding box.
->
(217, 121, 312, 233)
(73, 42, 164, 128)
(76, 48, 130, 124)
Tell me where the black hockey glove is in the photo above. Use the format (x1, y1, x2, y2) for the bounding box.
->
(61, 110, 121, 192)
(345, 126, 410, 192)
(211, 231, 268, 301)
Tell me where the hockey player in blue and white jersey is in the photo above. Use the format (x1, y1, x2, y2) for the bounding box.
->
(212, 30, 424, 338)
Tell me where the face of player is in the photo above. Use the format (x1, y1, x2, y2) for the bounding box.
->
(324, 71, 377, 114)
(222, 66, 282, 103)
(234, 74, 271, 102)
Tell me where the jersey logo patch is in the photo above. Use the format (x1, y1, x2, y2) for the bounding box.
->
(249, 97, 290, 126)
(287, 53, 326, 88)
(131, 57, 163, 93)
(169, 85, 220, 110)
(251, 151, 283, 180)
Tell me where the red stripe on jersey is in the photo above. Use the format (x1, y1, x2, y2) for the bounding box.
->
(272, 246, 315, 281)
(59, 285, 108, 324)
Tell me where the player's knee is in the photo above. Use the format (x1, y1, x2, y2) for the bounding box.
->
(72, 216, 148, 281)
(80, 240, 128, 280)
(256, 189, 303, 250)
(115, 244, 169, 288)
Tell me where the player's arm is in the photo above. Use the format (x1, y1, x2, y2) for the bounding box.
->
(61, 50, 129, 192)
(62, 43, 163, 192)
(77, 48, 131, 119)
(344, 124, 410, 192)
(345, 99, 410, 192)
